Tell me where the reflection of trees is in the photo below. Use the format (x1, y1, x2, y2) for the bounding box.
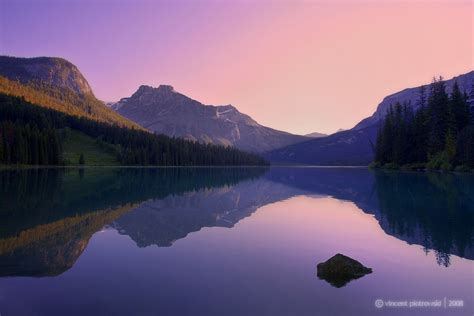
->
(0, 204, 136, 277)
(0, 166, 470, 276)
(374, 171, 474, 266)
(0, 167, 267, 239)
(435, 252, 451, 268)
(0, 167, 267, 277)
(265, 167, 473, 266)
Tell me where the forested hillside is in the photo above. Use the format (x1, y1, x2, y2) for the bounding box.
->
(374, 78, 474, 170)
(266, 71, 474, 166)
(0, 56, 141, 129)
(0, 94, 268, 166)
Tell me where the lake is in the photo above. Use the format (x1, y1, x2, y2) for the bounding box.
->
(0, 167, 472, 315)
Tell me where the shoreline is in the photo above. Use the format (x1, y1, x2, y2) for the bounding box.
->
(1, 164, 472, 174)
(0, 164, 369, 170)
(369, 166, 473, 174)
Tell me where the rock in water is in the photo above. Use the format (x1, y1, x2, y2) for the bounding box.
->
(317, 253, 372, 288)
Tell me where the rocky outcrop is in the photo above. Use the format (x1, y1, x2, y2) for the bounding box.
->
(316, 253, 372, 288)
(0, 56, 94, 96)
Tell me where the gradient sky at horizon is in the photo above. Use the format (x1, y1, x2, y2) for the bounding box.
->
(1, 0, 472, 135)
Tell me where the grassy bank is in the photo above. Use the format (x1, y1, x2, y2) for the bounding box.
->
(61, 129, 120, 166)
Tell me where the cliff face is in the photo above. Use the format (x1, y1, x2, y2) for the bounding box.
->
(0, 56, 94, 96)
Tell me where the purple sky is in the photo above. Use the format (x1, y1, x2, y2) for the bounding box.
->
(1, 0, 472, 134)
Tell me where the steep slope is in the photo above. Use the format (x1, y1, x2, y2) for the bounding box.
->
(111, 85, 307, 152)
(267, 70, 474, 165)
(0, 56, 141, 129)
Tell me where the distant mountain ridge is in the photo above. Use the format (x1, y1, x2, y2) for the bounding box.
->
(267, 70, 474, 165)
(305, 132, 327, 138)
(111, 84, 308, 152)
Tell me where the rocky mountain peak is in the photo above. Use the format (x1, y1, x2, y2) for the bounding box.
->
(113, 85, 307, 152)
(131, 85, 177, 100)
(133, 85, 154, 96)
(157, 85, 175, 93)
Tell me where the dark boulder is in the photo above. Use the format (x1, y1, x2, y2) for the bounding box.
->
(317, 253, 372, 288)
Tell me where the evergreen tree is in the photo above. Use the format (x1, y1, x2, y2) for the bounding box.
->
(392, 103, 405, 164)
(375, 106, 395, 164)
(456, 126, 474, 168)
(449, 81, 470, 131)
(0, 132, 3, 163)
(416, 85, 427, 109)
(413, 99, 429, 162)
(402, 103, 416, 163)
(79, 153, 85, 165)
(374, 76, 474, 170)
(468, 81, 474, 124)
(427, 77, 449, 155)
(444, 129, 456, 163)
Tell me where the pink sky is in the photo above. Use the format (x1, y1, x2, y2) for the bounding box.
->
(1, 0, 472, 134)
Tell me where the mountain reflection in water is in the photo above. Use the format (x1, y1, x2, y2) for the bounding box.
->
(0, 167, 472, 277)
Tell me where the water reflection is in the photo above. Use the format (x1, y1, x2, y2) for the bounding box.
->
(0, 167, 472, 278)
(266, 167, 474, 266)
(373, 171, 474, 266)
(112, 177, 299, 247)
(0, 167, 267, 276)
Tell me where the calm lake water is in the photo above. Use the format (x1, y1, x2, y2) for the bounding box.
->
(0, 167, 472, 315)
